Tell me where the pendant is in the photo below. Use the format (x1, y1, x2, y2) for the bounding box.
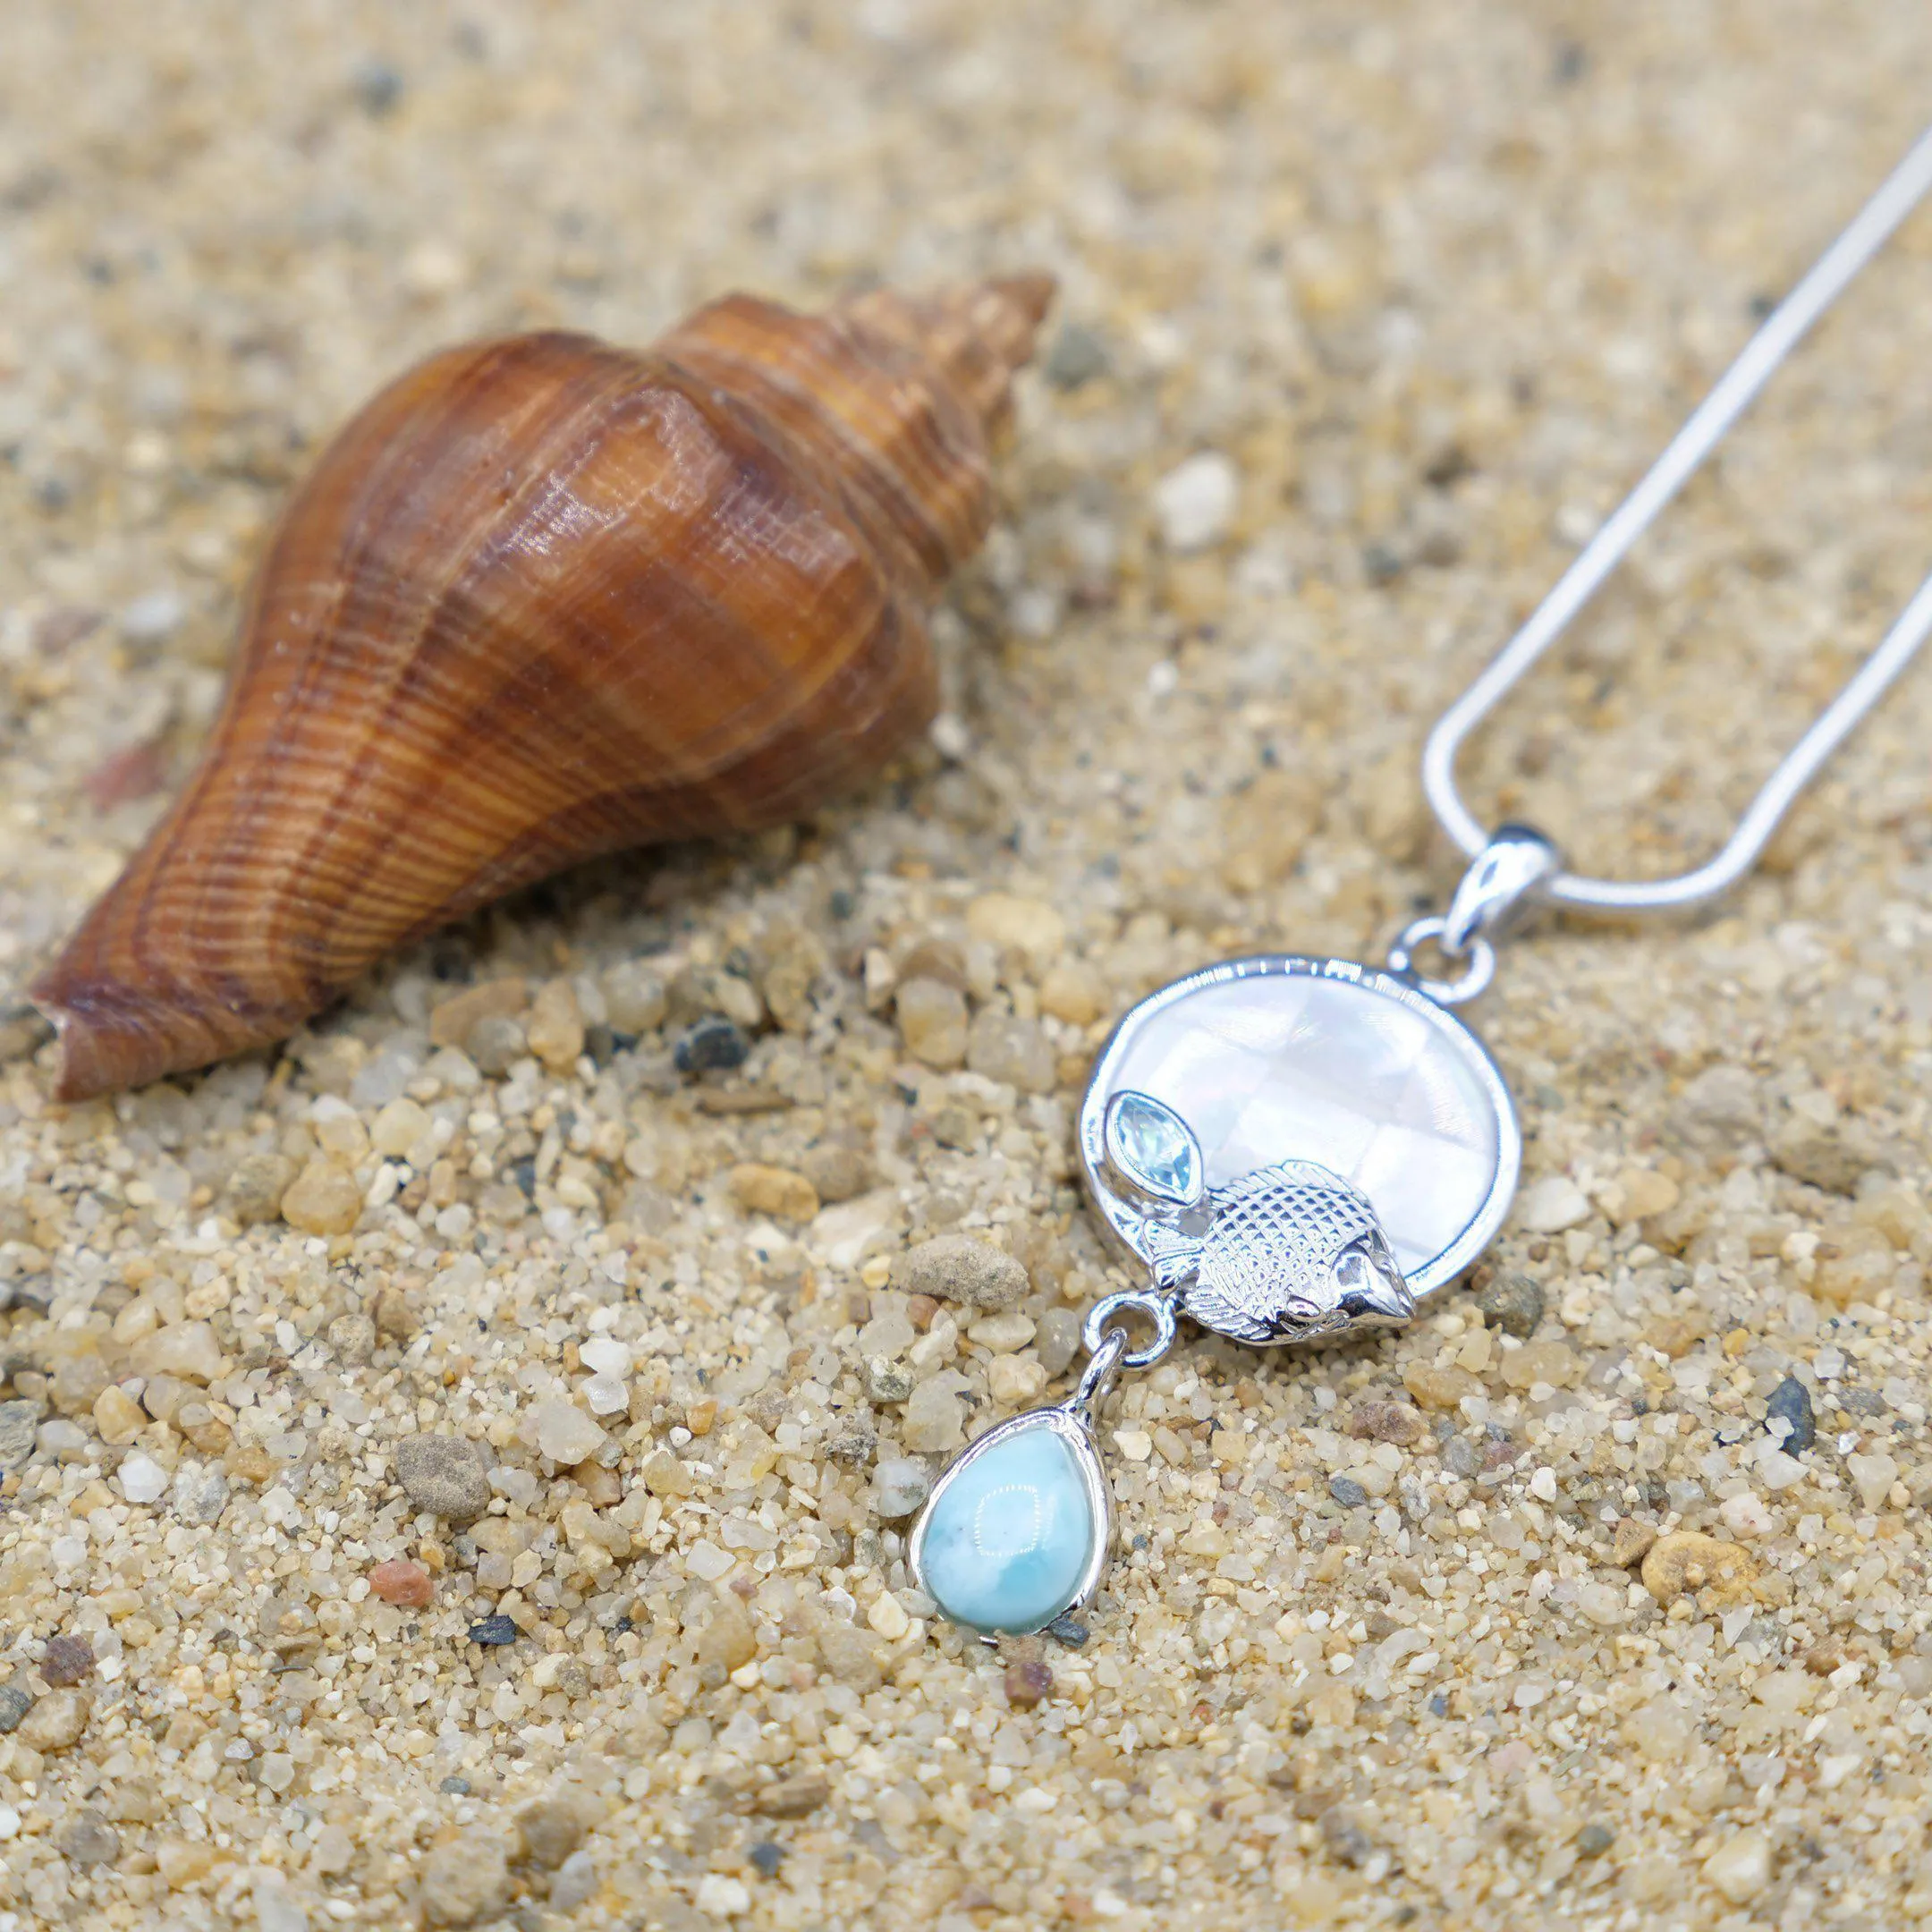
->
(911, 843, 1547, 1640)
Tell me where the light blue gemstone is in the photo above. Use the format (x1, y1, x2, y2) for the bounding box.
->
(1107, 1089, 1202, 1204)
(919, 1423, 1096, 1636)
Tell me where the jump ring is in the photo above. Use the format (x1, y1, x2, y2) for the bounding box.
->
(1081, 1288, 1178, 1369)
(1387, 916, 1496, 1006)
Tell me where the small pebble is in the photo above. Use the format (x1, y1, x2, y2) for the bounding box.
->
(0, 1402, 38, 1471)
(531, 1398, 607, 1465)
(1575, 1823, 1614, 1857)
(1766, 1375, 1816, 1453)
(871, 1457, 931, 1520)
(394, 1434, 492, 1524)
(369, 1558, 435, 1607)
(1004, 1659, 1054, 1707)
(1152, 450, 1238, 552)
(894, 1233, 1029, 1310)
(895, 978, 970, 1069)
(965, 1007, 1056, 1093)
(116, 1451, 168, 1504)
(278, 1157, 364, 1236)
(225, 1150, 295, 1224)
(40, 1632, 93, 1687)
(467, 1614, 520, 1647)
(1042, 322, 1110, 389)
(17, 1688, 89, 1753)
(1328, 1474, 1369, 1509)
(753, 1774, 831, 1819)
(1045, 1613, 1089, 1648)
(465, 1013, 527, 1076)
(748, 1840, 788, 1878)
(730, 1162, 820, 1224)
(674, 1015, 750, 1074)
(438, 1775, 472, 1796)
(1474, 1272, 1546, 1339)
(57, 1808, 119, 1868)
(0, 1687, 32, 1733)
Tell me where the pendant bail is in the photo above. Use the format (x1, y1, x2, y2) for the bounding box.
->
(1442, 822, 1563, 953)
(1388, 825, 1561, 1006)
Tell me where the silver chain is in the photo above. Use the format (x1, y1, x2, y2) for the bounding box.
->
(1421, 121, 1932, 916)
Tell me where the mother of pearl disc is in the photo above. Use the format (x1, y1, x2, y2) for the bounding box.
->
(916, 1423, 1095, 1636)
(1086, 960, 1512, 1292)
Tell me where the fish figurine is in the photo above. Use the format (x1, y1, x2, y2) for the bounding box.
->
(1142, 1159, 1416, 1344)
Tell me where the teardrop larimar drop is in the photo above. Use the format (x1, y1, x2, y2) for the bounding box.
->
(910, 1409, 1109, 1637)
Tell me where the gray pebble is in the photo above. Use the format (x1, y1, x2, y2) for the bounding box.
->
(1771, 1128, 1868, 1195)
(58, 1809, 118, 1868)
(1318, 1806, 1375, 1868)
(394, 1433, 492, 1524)
(1043, 323, 1111, 391)
(1575, 1822, 1614, 1857)
(893, 1233, 1029, 1310)
(0, 1684, 32, 1733)
(465, 1014, 527, 1076)
(1766, 1376, 1816, 1453)
(862, 1358, 914, 1404)
(823, 1413, 877, 1463)
(749, 1840, 787, 1878)
(1328, 1474, 1369, 1509)
(1475, 1272, 1545, 1339)
(674, 1016, 750, 1074)
(171, 1462, 230, 1526)
(0, 1401, 39, 1471)
(1842, 1387, 1887, 1418)
(1444, 1436, 1483, 1480)
(1045, 1612, 1089, 1648)
(1035, 1307, 1083, 1378)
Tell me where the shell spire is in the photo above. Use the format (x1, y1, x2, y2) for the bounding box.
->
(31, 275, 1053, 1100)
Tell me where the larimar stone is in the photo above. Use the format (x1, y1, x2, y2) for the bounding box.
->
(1105, 1089, 1202, 1206)
(917, 1421, 1095, 1635)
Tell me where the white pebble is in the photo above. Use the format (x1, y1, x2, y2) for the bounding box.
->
(1846, 1450, 1899, 1513)
(1516, 1174, 1591, 1233)
(1152, 451, 1238, 552)
(685, 1540, 734, 1582)
(867, 1592, 911, 1640)
(695, 1873, 751, 1919)
(120, 589, 185, 641)
(117, 1452, 168, 1504)
(530, 1398, 607, 1465)
(579, 1337, 632, 1378)
(1719, 1490, 1775, 1539)
(581, 1375, 629, 1417)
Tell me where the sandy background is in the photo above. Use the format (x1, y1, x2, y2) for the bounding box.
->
(4, 3, 1932, 1928)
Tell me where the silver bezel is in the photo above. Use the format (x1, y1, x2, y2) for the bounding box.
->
(906, 1402, 1114, 1640)
(1078, 953, 1520, 1302)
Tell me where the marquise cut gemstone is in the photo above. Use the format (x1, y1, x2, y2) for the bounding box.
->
(918, 1423, 1096, 1635)
(1106, 1089, 1202, 1204)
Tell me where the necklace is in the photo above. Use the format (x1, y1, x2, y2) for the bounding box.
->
(910, 123, 1932, 1641)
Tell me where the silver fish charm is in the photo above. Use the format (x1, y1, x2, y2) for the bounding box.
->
(1143, 1158, 1416, 1345)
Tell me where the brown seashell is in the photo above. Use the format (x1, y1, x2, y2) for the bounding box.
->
(31, 275, 1053, 1100)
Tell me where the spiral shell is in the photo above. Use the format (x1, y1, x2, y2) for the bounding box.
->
(32, 275, 1052, 1100)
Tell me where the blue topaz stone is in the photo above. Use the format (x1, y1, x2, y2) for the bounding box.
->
(910, 1411, 1107, 1637)
(1102, 1089, 1205, 1211)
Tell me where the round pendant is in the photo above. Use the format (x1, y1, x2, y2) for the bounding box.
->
(1079, 954, 1519, 1302)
